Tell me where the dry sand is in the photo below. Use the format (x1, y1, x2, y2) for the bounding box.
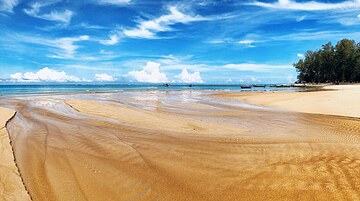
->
(1, 89, 360, 200)
(0, 107, 30, 201)
(217, 84, 360, 118)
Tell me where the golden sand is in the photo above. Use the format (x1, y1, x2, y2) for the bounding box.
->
(0, 107, 30, 201)
(2, 88, 360, 200)
(217, 84, 360, 118)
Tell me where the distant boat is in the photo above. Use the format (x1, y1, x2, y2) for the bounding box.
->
(189, 84, 192, 87)
(240, 85, 252, 89)
(275, 84, 292, 87)
(252, 84, 266, 87)
(163, 83, 170, 87)
(293, 83, 306, 87)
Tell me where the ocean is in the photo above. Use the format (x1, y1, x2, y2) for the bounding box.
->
(0, 84, 303, 96)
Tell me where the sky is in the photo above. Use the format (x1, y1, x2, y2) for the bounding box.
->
(1, 0, 360, 84)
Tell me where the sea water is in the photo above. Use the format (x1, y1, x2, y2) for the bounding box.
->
(0, 84, 303, 96)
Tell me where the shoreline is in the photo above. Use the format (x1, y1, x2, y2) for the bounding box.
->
(0, 107, 30, 201)
(215, 84, 360, 118)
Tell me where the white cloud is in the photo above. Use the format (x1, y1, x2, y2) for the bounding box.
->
(296, 15, 306, 22)
(24, 2, 73, 24)
(95, 73, 116, 81)
(10, 67, 81, 82)
(249, 0, 360, 11)
(224, 63, 292, 72)
(50, 35, 90, 58)
(176, 69, 203, 83)
(237, 39, 260, 47)
(123, 6, 207, 39)
(94, 0, 131, 5)
(297, 53, 304, 58)
(128, 61, 168, 83)
(17, 34, 90, 59)
(238, 40, 256, 45)
(100, 35, 119, 45)
(0, 0, 19, 13)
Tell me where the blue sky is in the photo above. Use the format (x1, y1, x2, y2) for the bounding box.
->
(1, 0, 360, 84)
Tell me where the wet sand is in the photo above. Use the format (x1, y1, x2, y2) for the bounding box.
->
(1, 90, 360, 200)
(217, 84, 360, 118)
(0, 107, 30, 201)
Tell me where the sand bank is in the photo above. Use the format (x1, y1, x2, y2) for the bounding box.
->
(2, 91, 360, 200)
(0, 107, 30, 201)
(217, 84, 360, 118)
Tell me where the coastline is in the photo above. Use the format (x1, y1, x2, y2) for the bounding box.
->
(0, 107, 30, 201)
(215, 84, 360, 118)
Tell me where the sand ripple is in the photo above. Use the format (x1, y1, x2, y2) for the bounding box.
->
(2, 91, 360, 200)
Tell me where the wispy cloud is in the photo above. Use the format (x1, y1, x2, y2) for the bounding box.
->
(207, 38, 263, 47)
(271, 30, 360, 41)
(237, 39, 261, 47)
(248, 0, 360, 11)
(296, 15, 306, 22)
(123, 6, 208, 39)
(49, 35, 90, 58)
(15, 34, 90, 59)
(0, 0, 19, 13)
(94, 0, 131, 6)
(100, 34, 119, 45)
(24, 2, 73, 24)
(65, 64, 120, 71)
(223, 63, 292, 72)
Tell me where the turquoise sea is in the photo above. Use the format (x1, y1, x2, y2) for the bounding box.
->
(0, 84, 303, 96)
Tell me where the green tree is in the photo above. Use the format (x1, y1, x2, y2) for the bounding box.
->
(294, 39, 360, 83)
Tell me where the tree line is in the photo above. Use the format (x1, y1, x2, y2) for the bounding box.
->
(294, 39, 360, 83)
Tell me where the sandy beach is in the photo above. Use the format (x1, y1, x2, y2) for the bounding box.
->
(0, 86, 360, 200)
(217, 84, 360, 118)
(0, 107, 30, 201)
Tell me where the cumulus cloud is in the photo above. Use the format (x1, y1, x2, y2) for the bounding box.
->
(0, 0, 19, 13)
(10, 67, 81, 82)
(100, 34, 119, 45)
(123, 6, 207, 39)
(24, 2, 73, 24)
(176, 69, 203, 83)
(95, 73, 115, 81)
(128, 61, 168, 83)
(248, 0, 360, 11)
